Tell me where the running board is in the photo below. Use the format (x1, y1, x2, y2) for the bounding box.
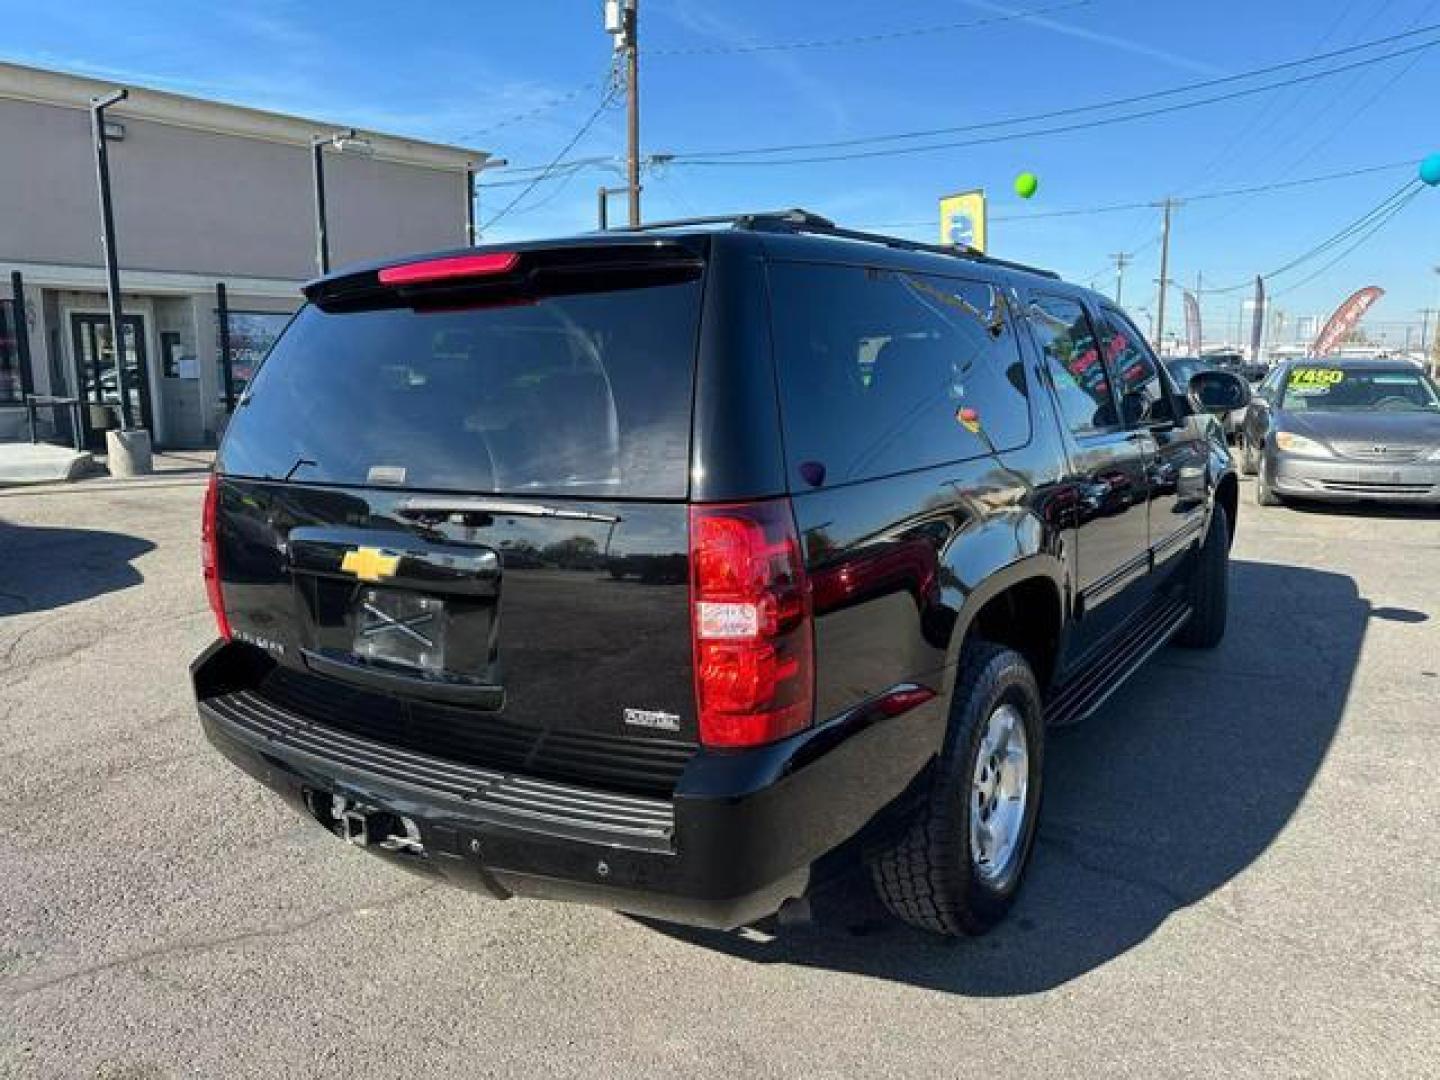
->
(1044, 596, 1191, 728)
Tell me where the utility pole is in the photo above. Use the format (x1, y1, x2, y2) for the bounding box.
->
(1420, 308, 1438, 360)
(1110, 252, 1131, 305)
(605, 0, 640, 226)
(1431, 265, 1440, 372)
(626, 2, 640, 227)
(90, 88, 134, 431)
(1152, 198, 1180, 353)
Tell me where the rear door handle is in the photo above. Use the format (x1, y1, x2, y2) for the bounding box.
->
(288, 527, 500, 594)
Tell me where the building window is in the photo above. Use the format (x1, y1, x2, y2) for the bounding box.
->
(216, 310, 292, 409)
(0, 301, 22, 404)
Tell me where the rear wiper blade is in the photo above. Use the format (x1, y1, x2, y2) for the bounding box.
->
(397, 497, 621, 524)
(283, 458, 318, 481)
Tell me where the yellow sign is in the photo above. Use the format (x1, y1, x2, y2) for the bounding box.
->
(939, 189, 987, 253)
(340, 547, 402, 583)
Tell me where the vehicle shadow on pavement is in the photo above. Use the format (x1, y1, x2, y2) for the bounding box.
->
(641, 559, 1373, 996)
(0, 520, 155, 616)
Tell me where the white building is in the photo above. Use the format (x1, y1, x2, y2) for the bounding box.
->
(1, 62, 488, 449)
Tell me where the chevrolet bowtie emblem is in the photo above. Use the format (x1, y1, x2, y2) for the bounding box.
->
(340, 547, 401, 583)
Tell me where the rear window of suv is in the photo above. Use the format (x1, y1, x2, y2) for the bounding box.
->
(768, 263, 1030, 487)
(218, 277, 702, 498)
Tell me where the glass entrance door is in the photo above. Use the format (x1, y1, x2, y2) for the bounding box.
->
(71, 313, 154, 434)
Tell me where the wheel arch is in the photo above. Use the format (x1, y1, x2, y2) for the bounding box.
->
(945, 557, 1066, 700)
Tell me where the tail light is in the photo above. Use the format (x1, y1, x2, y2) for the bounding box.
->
(202, 473, 232, 641)
(377, 252, 519, 285)
(690, 499, 814, 748)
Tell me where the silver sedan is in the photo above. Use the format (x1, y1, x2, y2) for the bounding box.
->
(1239, 359, 1440, 506)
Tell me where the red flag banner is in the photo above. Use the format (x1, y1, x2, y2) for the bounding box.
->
(1183, 291, 1202, 355)
(1312, 286, 1384, 356)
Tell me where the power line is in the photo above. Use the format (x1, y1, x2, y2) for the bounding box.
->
(1200, 180, 1421, 294)
(665, 37, 1440, 169)
(858, 158, 1419, 230)
(1175, 1, 1361, 196)
(479, 87, 618, 233)
(1180, 0, 1436, 236)
(1270, 186, 1425, 298)
(668, 21, 1440, 161)
(455, 78, 603, 141)
(484, 157, 617, 185)
(645, 0, 1097, 57)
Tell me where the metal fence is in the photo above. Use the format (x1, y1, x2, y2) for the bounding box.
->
(0, 395, 86, 451)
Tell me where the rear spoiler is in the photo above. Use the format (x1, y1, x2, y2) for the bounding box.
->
(305, 240, 707, 311)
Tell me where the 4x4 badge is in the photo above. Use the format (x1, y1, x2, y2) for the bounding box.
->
(341, 546, 401, 582)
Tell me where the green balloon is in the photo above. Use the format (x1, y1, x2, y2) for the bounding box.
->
(1014, 172, 1039, 199)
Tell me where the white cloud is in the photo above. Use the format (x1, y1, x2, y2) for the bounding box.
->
(958, 0, 1227, 77)
(655, 1, 850, 132)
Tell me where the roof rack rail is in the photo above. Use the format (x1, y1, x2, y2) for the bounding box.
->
(624, 208, 835, 233)
(623, 208, 1060, 280)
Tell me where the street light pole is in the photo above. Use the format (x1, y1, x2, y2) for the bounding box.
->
(466, 164, 477, 246)
(90, 88, 134, 430)
(311, 132, 337, 275)
(311, 129, 374, 274)
(468, 156, 507, 245)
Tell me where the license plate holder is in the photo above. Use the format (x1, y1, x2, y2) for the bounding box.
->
(353, 587, 447, 673)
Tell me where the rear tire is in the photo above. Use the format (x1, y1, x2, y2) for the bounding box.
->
(870, 642, 1044, 937)
(1175, 503, 1228, 649)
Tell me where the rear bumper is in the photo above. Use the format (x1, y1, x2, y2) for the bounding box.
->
(1269, 453, 1440, 503)
(193, 641, 943, 929)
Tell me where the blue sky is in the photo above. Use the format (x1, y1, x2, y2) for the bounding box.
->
(5, 0, 1440, 348)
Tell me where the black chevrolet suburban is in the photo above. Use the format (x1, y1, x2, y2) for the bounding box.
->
(193, 211, 1248, 936)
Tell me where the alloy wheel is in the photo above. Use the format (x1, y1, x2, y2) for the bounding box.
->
(969, 703, 1031, 889)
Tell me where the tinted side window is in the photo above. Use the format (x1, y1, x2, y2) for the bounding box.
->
(1097, 308, 1170, 427)
(1029, 295, 1117, 435)
(769, 263, 1030, 486)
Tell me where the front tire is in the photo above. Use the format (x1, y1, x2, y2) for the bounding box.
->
(1256, 467, 1282, 506)
(1239, 435, 1258, 476)
(1175, 503, 1229, 648)
(870, 642, 1044, 937)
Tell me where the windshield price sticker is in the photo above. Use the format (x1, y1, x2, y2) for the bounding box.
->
(1289, 368, 1344, 386)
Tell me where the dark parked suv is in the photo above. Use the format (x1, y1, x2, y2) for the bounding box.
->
(193, 211, 1245, 936)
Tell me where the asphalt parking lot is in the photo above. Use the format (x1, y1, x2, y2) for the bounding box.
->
(2, 468, 1437, 1078)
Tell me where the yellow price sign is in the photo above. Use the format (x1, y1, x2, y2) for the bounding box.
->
(939, 190, 986, 253)
(1288, 368, 1344, 386)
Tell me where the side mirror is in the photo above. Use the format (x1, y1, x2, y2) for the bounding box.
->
(1189, 370, 1251, 415)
